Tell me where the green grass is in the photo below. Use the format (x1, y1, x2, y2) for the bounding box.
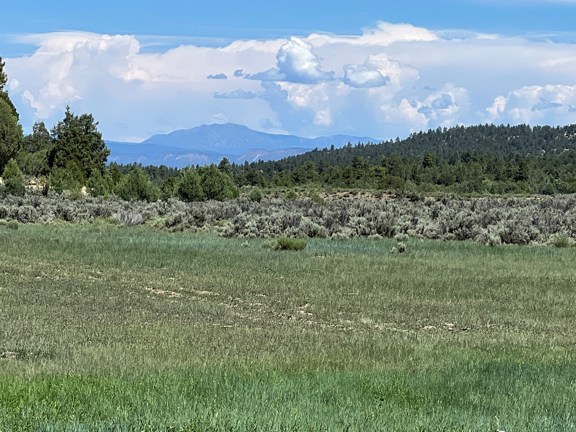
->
(1, 223, 576, 430)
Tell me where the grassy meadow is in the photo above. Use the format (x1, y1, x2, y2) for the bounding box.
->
(1, 221, 576, 430)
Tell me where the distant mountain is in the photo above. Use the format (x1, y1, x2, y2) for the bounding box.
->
(106, 123, 377, 168)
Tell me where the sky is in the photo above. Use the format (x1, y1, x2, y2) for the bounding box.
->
(2, 0, 576, 142)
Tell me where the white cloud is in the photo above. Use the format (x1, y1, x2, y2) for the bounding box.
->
(343, 64, 389, 88)
(3, 21, 576, 142)
(7, 32, 139, 119)
(380, 85, 470, 133)
(276, 38, 334, 83)
(342, 54, 418, 89)
(486, 85, 576, 125)
(308, 22, 438, 47)
(249, 37, 334, 84)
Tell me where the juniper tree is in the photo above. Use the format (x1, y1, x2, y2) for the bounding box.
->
(0, 97, 22, 173)
(199, 164, 239, 201)
(17, 122, 52, 177)
(177, 167, 204, 202)
(2, 158, 25, 197)
(50, 106, 110, 179)
(0, 57, 18, 121)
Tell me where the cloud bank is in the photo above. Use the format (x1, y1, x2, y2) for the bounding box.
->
(4, 22, 576, 141)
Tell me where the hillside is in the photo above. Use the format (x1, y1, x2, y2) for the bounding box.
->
(254, 123, 576, 170)
(239, 123, 576, 194)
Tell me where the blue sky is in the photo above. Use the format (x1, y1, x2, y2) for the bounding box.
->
(3, 1, 576, 141)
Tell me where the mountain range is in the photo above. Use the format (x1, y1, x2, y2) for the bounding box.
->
(106, 123, 377, 168)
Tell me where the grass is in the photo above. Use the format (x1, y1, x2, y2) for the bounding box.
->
(1, 223, 576, 430)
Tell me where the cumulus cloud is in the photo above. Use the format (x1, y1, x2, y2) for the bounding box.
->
(486, 85, 576, 125)
(248, 37, 334, 84)
(380, 85, 470, 133)
(7, 32, 139, 119)
(532, 97, 563, 111)
(276, 38, 334, 83)
(341, 54, 418, 89)
(343, 64, 389, 88)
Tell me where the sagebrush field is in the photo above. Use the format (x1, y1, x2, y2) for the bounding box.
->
(1, 222, 576, 430)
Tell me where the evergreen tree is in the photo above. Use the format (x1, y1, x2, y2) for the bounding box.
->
(87, 169, 109, 197)
(115, 166, 159, 202)
(199, 165, 239, 201)
(0, 97, 22, 173)
(48, 165, 83, 195)
(160, 177, 178, 200)
(1, 158, 25, 196)
(0, 57, 18, 121)
(50, 106, 110, 179)
(177, 167, 204, 202)
(218, 157, 232, 175)
(17, 122, 52, 176)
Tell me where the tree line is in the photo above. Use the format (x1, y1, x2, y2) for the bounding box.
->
(226, 124, 576, 195)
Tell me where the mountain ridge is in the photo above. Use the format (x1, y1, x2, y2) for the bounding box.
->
(107, 123, 377, 167)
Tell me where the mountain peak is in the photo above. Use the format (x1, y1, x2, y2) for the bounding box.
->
(108, 123, 377, 168)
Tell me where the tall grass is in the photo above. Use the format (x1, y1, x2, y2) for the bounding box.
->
(1, 224, 576, 430)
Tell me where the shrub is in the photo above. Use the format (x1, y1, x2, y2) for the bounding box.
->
(115, 210, 144, 226)
(394, 233, 409, 242)
(16, 205, 39, 223)
(248, 188, 264, 202)
(285, 189, 298, 200)
(391, 231, 408, 254)
(550, 234, 572, 248)
(6, 220, 18, 230)
(273, 237, 307, 251)
(391, 242, 407, 254)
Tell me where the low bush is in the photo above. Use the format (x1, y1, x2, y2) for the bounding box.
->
(549, 234, 573, 248)
(248, 188, 264, 202)
(6, 220, 18, 230)
(0, 193, 575, 246)
(273, 237, 307, 251)
(115, 210, 144, 226)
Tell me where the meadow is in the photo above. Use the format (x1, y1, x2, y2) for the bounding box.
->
(1, 222, 576, 431)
